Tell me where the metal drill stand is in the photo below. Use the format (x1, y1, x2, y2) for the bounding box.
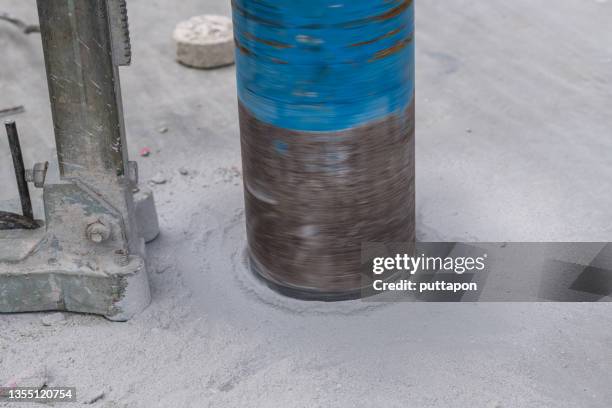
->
(0, 0, 159, 321)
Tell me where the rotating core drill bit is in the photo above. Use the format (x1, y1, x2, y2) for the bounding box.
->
(233, 0, 416, 300)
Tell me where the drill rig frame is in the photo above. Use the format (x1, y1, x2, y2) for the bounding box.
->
(0, 0, 158, 321)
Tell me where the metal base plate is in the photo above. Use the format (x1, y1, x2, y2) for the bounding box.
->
(0, 246, 150, 321)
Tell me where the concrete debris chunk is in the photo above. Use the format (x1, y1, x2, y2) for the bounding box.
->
(173, 15, 234, 69)
(41, 312, 66, 326)
(3, 367, 48, 389)
(83, 390, 106, 404)
(150, 173, 167, 185)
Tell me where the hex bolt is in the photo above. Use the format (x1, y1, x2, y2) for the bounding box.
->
(86, 220, 111, 243)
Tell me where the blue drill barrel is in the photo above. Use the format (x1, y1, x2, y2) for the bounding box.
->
(233, 0, 415, 300)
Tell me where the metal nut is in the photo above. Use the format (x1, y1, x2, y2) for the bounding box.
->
(86, 220, 111, 243)
(25, 161, 49, 188)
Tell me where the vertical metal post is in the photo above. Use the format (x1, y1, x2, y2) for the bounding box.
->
(36, 0, 128, 181)
(5, 121, 33, 220)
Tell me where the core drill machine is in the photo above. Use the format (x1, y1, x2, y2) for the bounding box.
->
(0, 0, 158, 321)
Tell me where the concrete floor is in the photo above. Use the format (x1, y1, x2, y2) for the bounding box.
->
(1, 0, 612, 407)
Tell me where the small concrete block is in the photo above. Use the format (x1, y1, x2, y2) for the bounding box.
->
(173, 15, 234, 69)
